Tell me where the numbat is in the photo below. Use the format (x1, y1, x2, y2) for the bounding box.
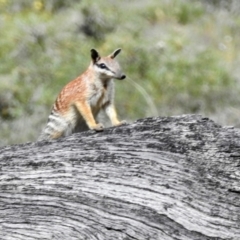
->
(39, 48, 126, 140)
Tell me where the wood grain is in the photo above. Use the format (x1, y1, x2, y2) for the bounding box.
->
(0, 115, 240, 239)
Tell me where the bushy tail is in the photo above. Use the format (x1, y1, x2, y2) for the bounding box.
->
(38, 111, 69, 141)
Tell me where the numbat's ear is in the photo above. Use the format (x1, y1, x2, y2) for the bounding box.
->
(109, 48, 121, 59)
(91, 49, 101, 63)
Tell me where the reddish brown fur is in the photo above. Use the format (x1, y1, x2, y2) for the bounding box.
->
(38, 48, 126, 140)
(53, 71, 90, 114)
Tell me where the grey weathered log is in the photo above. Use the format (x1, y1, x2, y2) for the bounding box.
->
(0, 114, 240, 240)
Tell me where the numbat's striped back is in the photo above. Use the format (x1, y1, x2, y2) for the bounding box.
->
(38, 48, 126, 141)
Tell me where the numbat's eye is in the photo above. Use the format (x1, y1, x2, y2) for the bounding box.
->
(99, 63, 107, 69)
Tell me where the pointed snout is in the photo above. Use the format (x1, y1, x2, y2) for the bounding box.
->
(120, 74, 126, 80)
(115, 73, 126, 80)
(112, 68, 126, 80)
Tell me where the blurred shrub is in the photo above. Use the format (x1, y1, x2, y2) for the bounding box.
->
(142, 0, 204, 24)
(80, 6, 115, 40)
(0, 0, 239, 146)
(200, 0, 240, 13)
(1, 0, 79, 12)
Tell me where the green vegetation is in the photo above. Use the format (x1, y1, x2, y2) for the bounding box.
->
(0, 0, 240, 146)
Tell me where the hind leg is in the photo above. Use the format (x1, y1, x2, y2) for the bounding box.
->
(74, 101, 104, 131)
(38, 129, 64, 141)
(51, 130, 64, 139)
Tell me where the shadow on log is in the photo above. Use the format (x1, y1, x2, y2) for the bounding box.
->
(0, 114, 240, 240)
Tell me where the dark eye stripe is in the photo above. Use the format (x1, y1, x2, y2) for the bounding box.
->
(97, 63, 109, 70)
(100, 63, 106, 68)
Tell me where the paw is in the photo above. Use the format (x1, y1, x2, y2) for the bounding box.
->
(114, 120, 127, 127)
(91, 123, 104, 132)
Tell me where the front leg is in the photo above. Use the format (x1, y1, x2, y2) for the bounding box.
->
(75, 101, 103, 131)
(104, 102, 126, 127)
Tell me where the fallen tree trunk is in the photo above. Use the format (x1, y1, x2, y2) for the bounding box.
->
(0, 114, 240, 240)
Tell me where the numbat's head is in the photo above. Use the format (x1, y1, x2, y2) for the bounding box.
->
(91, 48, 126, 80)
